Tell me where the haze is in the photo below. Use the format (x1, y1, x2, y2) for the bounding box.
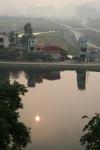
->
(1, 0, 99, 7)
(0, 0, 100, 17)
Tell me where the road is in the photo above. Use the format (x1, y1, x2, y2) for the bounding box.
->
(56, 22, 100, 49)
(0, 61, 100, 71)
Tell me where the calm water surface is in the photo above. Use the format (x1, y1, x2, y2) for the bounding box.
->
(1, 68, 100, 150)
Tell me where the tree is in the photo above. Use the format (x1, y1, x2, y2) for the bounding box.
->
(21, 23, 33, 50)
(0, 81, 31, 150)
(9, 31, 18, 44)
(80, 113, 100, 150)
(43, 53, 53, 62)
(24, 23, 33, 35)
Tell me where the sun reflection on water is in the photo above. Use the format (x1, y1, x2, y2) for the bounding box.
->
(35, 115, 40, 122)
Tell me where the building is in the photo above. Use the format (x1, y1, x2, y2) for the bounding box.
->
(78, 35, 88, 62)
(43, 46, 61, 61)
(0, 33, 9, 48)
(87, 49, 100, 62)
(28, 36, 37, 52)
(21, 34, 37, 52)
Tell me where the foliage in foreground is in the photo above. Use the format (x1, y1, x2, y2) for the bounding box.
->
(0, 81, 31, 150)
(80, 113, 100, 150)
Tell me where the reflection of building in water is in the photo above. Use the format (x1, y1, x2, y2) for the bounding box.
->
(10, 70, 21, 79)
(25, 70, 43, 87)
(43, 71, 60, 80)
(24, 70, 60, 87)
(0, 68, 60, 88)
(0, 69, 10, 82)
(27, 78, 36, 87)
(76, 70, 86, 90)
(25, 71, 36, 87)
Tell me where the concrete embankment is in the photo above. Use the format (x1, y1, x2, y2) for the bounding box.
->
(0, 61, 100, 72)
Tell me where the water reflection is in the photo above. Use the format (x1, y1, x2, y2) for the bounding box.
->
(11, 70, 20, 79)
(0, 68, 10, 82)
(11, 68, 87, 91)
(76, 70, 86, 90)
(25, 70, 61, 87)
(35, 115, 41, 122)
(0, 67, 100, 150)
(0, 68, 61, 88)
(25, 70, 43, 87)
(10, 68, 60, 87)
(0, 67, 88, 90)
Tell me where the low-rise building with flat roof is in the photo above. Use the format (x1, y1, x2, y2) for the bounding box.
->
(43, 46, 61, 61)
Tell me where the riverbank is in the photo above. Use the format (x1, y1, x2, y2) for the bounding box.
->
(0, 61, 100, 72)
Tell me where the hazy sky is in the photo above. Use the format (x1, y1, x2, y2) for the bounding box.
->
(1, 0, 99, 7)
(30, 0, 98, 6)
(0, 0, 100, 16)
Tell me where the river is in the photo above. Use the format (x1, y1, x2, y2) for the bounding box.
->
(1, 67, 100, 150)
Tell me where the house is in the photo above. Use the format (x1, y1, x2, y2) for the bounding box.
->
(21, 35, 37, 52)
(78, 35, 88, 62)
(87, 49, 100, 62)
(28, 36, 37, 52)
(43, 46, 61, 61)
(0, 33, 9, 48)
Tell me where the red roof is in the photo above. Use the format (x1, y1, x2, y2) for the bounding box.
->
(43, 46, 61, 54)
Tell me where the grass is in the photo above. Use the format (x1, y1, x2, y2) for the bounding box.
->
(0, 16, 78, 55)
(37, 31, 78, 55)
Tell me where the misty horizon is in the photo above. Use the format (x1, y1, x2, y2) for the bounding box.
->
(0, 0, 100, 18)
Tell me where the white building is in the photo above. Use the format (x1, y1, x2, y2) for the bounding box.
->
(0, 34, 9, 48)
(28, 36, 37, 52)
(78, 36, 88, 62)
